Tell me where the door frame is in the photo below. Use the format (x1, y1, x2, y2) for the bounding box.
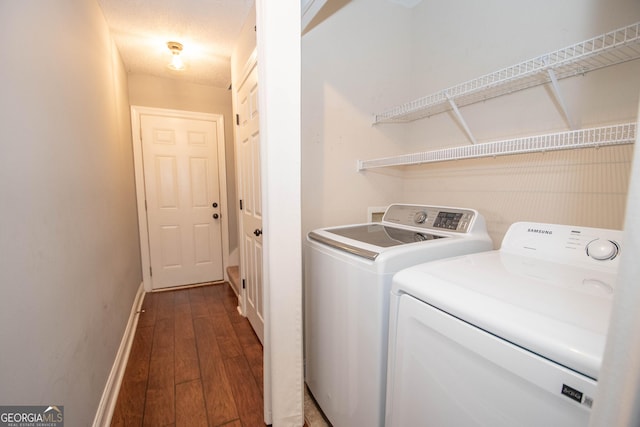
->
(131, 106, 231, 292)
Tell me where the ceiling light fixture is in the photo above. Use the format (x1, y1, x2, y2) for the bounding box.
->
(167, 41, 185, 71)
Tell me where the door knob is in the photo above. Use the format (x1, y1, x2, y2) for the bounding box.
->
(212, 202, 218, 208)
(254, 229, 262, 236)
(212, 213, 219, 219)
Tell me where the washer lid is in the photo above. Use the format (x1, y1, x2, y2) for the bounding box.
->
(392, 250, 617, 380)
(326, 224, 446, 247)
(308, 224, 449, 260)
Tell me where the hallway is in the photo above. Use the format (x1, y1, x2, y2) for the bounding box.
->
(110, 283, 265, 426)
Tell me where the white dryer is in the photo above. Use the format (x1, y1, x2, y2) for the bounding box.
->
(386, 222, 623, 427)
(304, 204, 492, 427)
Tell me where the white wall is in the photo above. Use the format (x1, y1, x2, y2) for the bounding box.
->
(127, 74, 239, 253)
(400, 0, 640, 246)
(302, 0, 414, 233)
(302, 0, 640, 247)
(0, 2, 141, 426)
(402, 0, 640, 149)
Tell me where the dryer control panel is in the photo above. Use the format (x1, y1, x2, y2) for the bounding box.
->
(501, 222, 623, 270)
(382, 204, 479, 233)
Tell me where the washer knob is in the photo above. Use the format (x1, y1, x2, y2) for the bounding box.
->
(414, 211, 427, 224)
(586, 239, 619, 261)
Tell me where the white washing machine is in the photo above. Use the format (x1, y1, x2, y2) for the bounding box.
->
(386, 221, 624, 427)
(304, 204, 493, 427)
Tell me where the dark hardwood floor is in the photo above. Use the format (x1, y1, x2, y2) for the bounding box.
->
(110, 283, 265, 427)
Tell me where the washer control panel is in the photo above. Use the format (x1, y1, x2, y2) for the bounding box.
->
(383, 204, 479, 233)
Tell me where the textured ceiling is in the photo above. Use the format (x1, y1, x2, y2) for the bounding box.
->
(97, 0, 253, 88)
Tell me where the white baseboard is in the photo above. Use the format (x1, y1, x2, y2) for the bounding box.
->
(92, 282, 145, 427)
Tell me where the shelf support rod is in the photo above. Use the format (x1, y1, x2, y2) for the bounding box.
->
(446, 94, 477, 145)
(546, 67, 575, 130)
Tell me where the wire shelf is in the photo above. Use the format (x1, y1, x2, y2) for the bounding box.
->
(374, 22, 640, 124)
(357, 122, 636, 170)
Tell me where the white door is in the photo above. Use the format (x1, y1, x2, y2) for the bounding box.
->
(236, 63, 264, 343)
(140, 114, 224, 289)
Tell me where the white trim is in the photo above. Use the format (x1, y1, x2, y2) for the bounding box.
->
(130, 106, 231, 292)
(92, 282, 145, 427)
(588, 94, 640, 427)
(257, 0, 303, 425)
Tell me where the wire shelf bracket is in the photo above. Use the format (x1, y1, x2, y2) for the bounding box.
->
(446, 93, 478, 145)
(357, 122, 637, 171)
(546, 67, 575, 130)
(373, 22, 640, 125)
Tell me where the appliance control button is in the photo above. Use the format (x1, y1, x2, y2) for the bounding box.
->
(414, 211, 427, 224)
(586, 239, 619, 260)
(582, 278, 613, 294)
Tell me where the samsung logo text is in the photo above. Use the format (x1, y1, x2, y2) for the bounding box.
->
(527, 228, 553, 235)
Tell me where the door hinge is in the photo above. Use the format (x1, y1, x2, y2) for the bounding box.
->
(236, 114, 240, 125)
(239, 199, 243, 210)
(242, 279, 246, 289)
(149, 267, 153, 277)
(144, 200, 147, 211)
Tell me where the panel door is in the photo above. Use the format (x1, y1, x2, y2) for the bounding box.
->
(141, 114, 223, 289)
(237, 63, 264, 343)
